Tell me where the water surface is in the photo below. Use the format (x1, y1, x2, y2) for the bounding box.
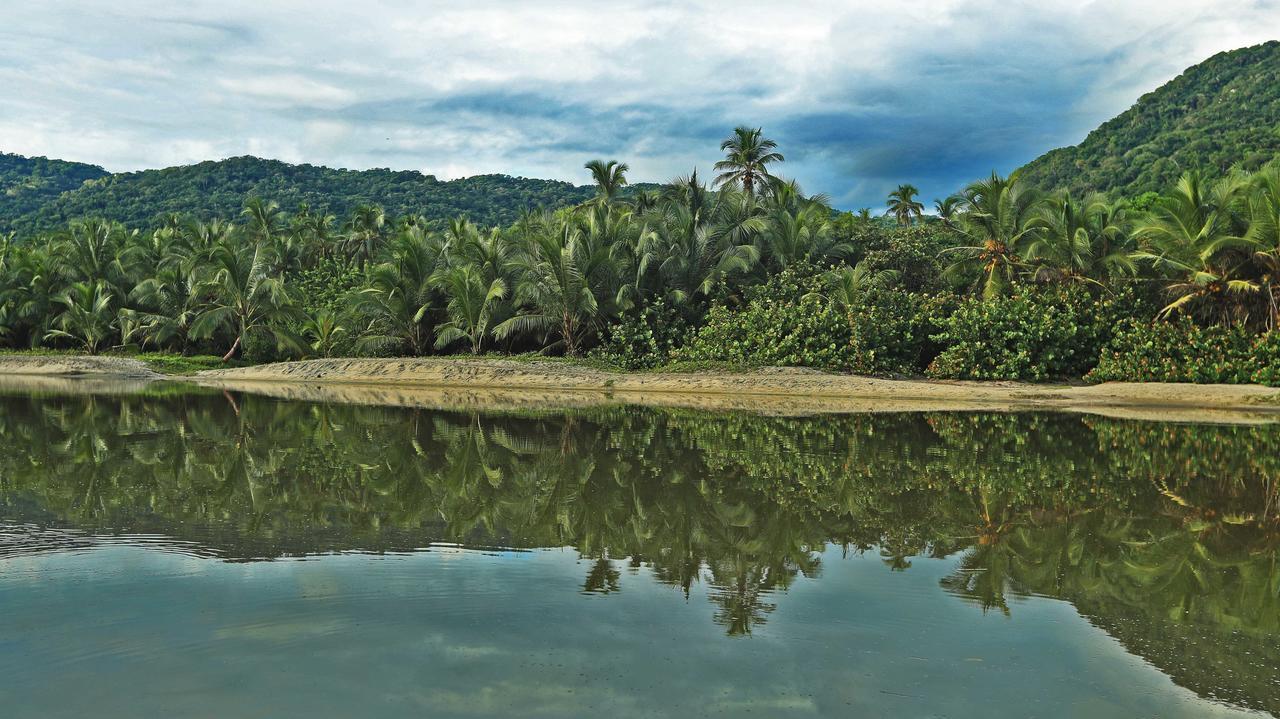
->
(0, 388, 1277, 717)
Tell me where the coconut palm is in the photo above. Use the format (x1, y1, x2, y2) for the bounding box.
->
(241, 197, 283, 245)
(349, 225, 445, 355)
(713, 126, 784, 197)
(129, 266, 203, 351)
(886, 184, 925, 227)
(45, 280, 118, 353)
(343, 204, 388, 267)
(191, 241, 303, 361)
(300, 309, 347, 358)
(584, 159, 629, 203)
(494, 221, 606, 356)
(1243, 167, 1280, 329)
(1025, 194, 1135, 284)
(432, 265, 508, 354)
(944, 172, 1045, 299)
(934, 196, 962, 229)
(1132, 171, 1259, 325)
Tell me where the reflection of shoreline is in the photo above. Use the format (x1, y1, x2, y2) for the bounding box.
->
(3, 355, 1280, 422)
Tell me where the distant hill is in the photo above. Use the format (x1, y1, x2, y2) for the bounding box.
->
(0, 153, 110, 226)
(0, 154, 612, 239)
(1018, 41, 1280, 198)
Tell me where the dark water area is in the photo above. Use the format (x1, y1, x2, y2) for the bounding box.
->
(0, 388, 1277, 717)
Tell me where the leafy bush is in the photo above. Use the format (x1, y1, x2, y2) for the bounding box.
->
(927, 286, 1128, 381)
(591, 298, 692, 370)
(845, 289, 957, 375)
(673, 264, 855, 370)
(1087, 318, 1268, 384)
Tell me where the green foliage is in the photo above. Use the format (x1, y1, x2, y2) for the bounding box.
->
(0, 155, 626, 239)
(1019, 41, 1280, 198)
(927, 286, 1128, 380)
(590, 298, 692, 370)
(1086, 318, 1268, 384)
(673, 264, 856, 370)
(845, 288, 957, 375)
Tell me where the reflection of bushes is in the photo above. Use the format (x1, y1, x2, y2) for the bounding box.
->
(1, 394, 1279, 656)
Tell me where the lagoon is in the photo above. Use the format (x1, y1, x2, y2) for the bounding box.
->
(0, 388, 1276, 718)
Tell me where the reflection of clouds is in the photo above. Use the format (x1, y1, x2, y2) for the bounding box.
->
(2, 2, 1279, 205)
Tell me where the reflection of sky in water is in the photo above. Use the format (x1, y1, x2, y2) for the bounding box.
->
(0, 545, 1262, 719)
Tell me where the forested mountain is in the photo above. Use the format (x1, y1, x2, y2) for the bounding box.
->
(0, 154, 607, 238)
(0, 153, 109, 225)
(1018, 40, 1280, 198)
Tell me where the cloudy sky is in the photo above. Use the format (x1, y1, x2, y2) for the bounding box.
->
(2, 1, 1278, 208)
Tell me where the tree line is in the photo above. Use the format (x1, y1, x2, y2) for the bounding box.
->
(1, 127, 1278, 378)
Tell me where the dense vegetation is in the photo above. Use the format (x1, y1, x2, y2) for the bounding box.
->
(1019, 41, 1280, 199)
(3, 123, 1280, 383)
(0, 154, 621, 238)
(1, 394, 1277, 712)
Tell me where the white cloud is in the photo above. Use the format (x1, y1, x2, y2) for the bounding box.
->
(0, 0, 1278, 206)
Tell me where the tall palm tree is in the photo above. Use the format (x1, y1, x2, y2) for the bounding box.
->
(934, 196, 962, 229)
(584, 159, 629, 203)
(343, 204, 388, 267)
(886, 184, 925, 227)
(241, 197, 283, 245)
(713, 126, 784, 197)
(191, 241, 302, 361)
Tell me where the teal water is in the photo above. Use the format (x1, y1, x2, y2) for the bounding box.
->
(0, 389, 1277, 717)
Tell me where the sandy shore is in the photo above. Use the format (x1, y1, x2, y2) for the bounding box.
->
(194, 357, 1280, 422)
(3, 355, 1278, 422)
(0, 355, 159, 379)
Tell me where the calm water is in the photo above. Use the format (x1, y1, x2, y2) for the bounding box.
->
(0, 388, 1277, 718)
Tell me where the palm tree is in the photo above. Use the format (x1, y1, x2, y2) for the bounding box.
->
(241, 197, 283, 245)
(343, 204, 387, 267)
(934, 196, 962, 229)
(494, 220, 608, 356)
(349, 226, 445, 355)
(45, 280, 118, 353)
(1243, 166, 1280, 330)
(191, 241, 303, 361)
(1024, 194, 1135, 284)
(584, 159, 629, 203)
(300, 309, 347, 358)
(944, 172, 1044, 299)
(432, 265, 507, 354)
(886, 184, 925, 227)
(129, 266, 203, 351)
(1132, 171, 1259, 325)
(810, 262, 901, 310)
(713, 126, 784, 197)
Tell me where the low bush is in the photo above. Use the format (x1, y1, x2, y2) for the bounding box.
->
(672, 264, 855, 370)
(591, 298, 693, 370)
(1086, 318, 1271, 384)
(927, 286, 1129, 381)
(845, 288, 958, 375)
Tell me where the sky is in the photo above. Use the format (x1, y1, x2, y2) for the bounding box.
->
(1, 1, 1278, 209)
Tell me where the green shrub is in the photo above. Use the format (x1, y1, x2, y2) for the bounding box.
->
(1087, 318, 1265, 384)
(672, 265, 854, 370)
(591, 298, 692, 370)
(845, 289, 957, 375)
(1250, 332, 1280, 387)
(927, 286, 1127, 381)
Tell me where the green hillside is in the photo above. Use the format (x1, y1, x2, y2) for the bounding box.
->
(0, 153, 109, 225)
(1018, 40, 1280, 198)
(0, 154, 603, 238)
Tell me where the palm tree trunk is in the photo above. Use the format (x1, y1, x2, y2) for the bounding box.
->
(221, 334, 242, 362)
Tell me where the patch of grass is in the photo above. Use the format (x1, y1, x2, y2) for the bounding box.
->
(134, 353, 249, 376)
